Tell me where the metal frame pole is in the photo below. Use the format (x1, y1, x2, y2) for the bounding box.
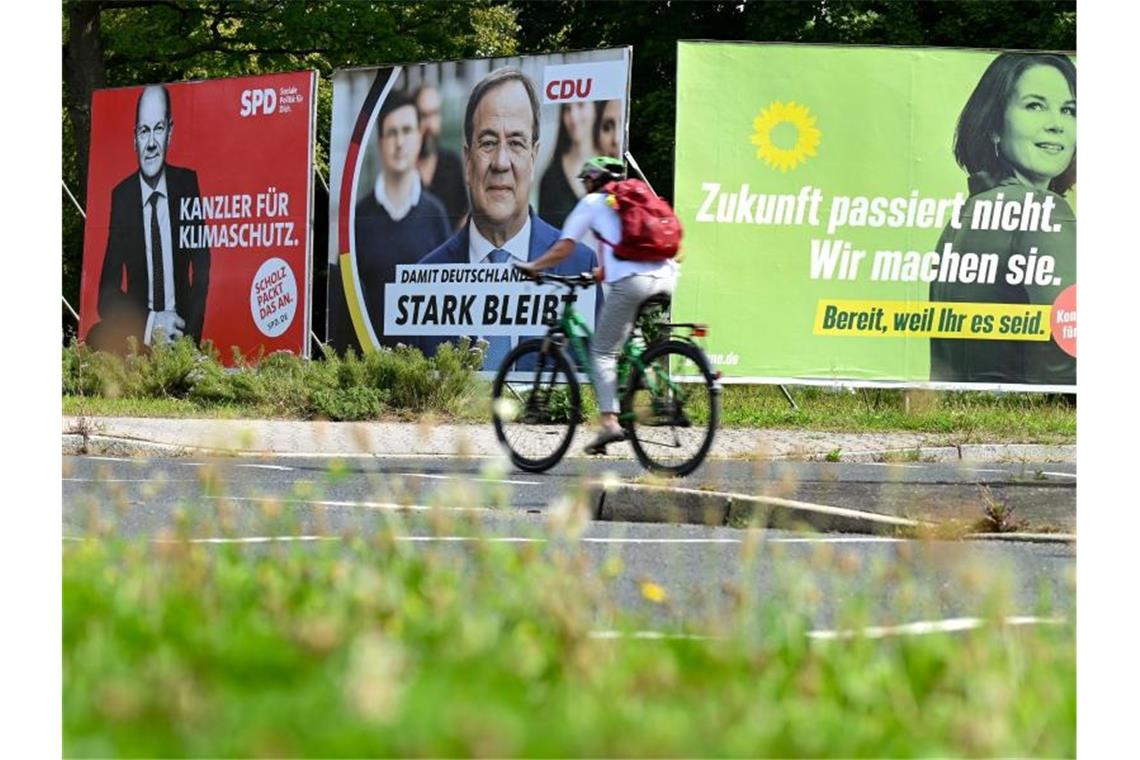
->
(62, 179, 86, 219)
(62, 295, 80, 322)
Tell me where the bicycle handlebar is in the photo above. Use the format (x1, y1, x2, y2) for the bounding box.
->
(514, 265, 596, 289)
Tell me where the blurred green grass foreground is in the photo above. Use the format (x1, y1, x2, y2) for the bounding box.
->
(64, 510, 1075, 757)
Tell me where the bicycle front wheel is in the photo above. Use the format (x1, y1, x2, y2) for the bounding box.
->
(622, 339, 719, 477)
(491, 338, 581, 472)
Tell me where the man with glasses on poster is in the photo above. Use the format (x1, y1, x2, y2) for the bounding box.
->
(414, 84, 469, 232)
(88, 84, 211, 355)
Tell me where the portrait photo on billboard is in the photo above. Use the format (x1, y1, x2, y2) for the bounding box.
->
(78, 71, 317, 364)
(927, 52, 1076, 387)
(327, 47, 631, 371)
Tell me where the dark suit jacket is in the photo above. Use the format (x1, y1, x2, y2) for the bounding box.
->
(411, 209, 599, 361)
(426, 148, 469, 232)
(90, 165, 210, 353)
(355, 189, 450, 349)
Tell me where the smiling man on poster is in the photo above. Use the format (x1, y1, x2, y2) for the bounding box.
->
(414, 67, 597, 367)
(87, 84, 211, 354)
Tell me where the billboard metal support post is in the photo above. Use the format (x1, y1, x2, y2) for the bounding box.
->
(624, 151, 656, 194)
(310, 329, 328, 357)
(62, 295, 80, 323)
(62, 179, 86, 219)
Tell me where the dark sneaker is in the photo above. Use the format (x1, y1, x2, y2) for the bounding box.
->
(584, 428, 626, 455)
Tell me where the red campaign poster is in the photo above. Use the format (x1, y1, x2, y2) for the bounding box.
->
(79, 71, 317, 364)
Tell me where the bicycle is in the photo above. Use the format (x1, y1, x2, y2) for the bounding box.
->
(490, 271, 721, 476)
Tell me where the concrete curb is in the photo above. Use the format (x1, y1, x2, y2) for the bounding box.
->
(831, 444, 1076, 464)
(590, 481, 929, 536)
(589, 482, 1077, 543)
(59, 435, 1078, 466)
(62, 434, 192, 458)
(62, 416, 1076, 463)
(958, 444, 1077, 463)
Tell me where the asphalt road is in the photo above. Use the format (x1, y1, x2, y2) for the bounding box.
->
(63, 454, 1075, 634)
(64, 453, 1077, 528)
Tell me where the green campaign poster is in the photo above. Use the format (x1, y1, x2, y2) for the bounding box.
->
(673, 42, 1076, 391)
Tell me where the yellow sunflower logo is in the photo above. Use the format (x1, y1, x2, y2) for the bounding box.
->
(750, 101, 822, 172)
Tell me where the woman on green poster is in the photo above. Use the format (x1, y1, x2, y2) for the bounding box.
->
(929, 52, 1076, 386)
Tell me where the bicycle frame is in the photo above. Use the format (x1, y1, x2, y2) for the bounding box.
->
(551, 296, 647, 392)
(551, 293, 703, 425)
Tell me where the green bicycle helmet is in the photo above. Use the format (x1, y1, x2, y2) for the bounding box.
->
(577, 155, 626, 184)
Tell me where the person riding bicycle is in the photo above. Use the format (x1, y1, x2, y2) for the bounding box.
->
(517, 156, 679, 455)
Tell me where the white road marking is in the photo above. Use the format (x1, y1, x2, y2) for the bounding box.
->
(393, 472, 541, 486)
(63, 478, 196, 483)
(589, 616, 1068, 642)
(807, 615, 1067, 640)
(768, 536, 902, 544)
(70, 460, 534, 485)
(62, 530, 905, 546)
(188, 535, 336, 545)
(206, 496, 488, 513)
(82, 456, 135, 463)
(1042, 471, 1077, 479)
(590, 630, 717, 641)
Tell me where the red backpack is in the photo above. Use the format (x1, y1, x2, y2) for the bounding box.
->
(599, 179, 683, 262)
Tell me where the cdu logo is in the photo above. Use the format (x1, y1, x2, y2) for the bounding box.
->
(541, 60, 626, 104)
(545, 77, 594, 101)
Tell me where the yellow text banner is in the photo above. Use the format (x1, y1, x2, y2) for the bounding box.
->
(812, 299, 1052, 340)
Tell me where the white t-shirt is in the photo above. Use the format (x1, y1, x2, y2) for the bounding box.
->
(560, 192, 677, 284)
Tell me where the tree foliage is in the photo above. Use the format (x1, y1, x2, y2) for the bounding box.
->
(61, 0, 1075, 335)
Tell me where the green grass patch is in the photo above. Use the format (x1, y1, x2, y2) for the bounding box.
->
(64, 507, 1075, 757)
(62, 337, 485, 421)
(63, 342, 1075, 442)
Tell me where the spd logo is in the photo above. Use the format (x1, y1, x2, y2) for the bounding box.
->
(240, 88, 277, 117)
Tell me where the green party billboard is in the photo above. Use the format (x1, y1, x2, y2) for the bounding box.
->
(673, 42, 1076, 391)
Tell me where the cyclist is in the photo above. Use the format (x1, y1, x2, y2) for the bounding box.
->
(517, 156, 679, 455)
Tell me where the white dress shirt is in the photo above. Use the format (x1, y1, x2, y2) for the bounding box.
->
(140, 171, 175, 344)
(468, 215, 531, 264)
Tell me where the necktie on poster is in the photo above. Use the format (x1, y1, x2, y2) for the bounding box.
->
(149, 192, 165, 310)
(482, 248, 512, 368)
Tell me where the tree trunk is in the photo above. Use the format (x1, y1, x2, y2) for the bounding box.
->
(63, 1, 107, 205)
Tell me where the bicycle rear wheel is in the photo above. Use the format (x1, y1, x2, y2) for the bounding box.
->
(622, 339, 719, 477)
(491, 339, 581, 472)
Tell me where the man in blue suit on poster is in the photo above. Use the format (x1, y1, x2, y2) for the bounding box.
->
(414, 67, 598, 368)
